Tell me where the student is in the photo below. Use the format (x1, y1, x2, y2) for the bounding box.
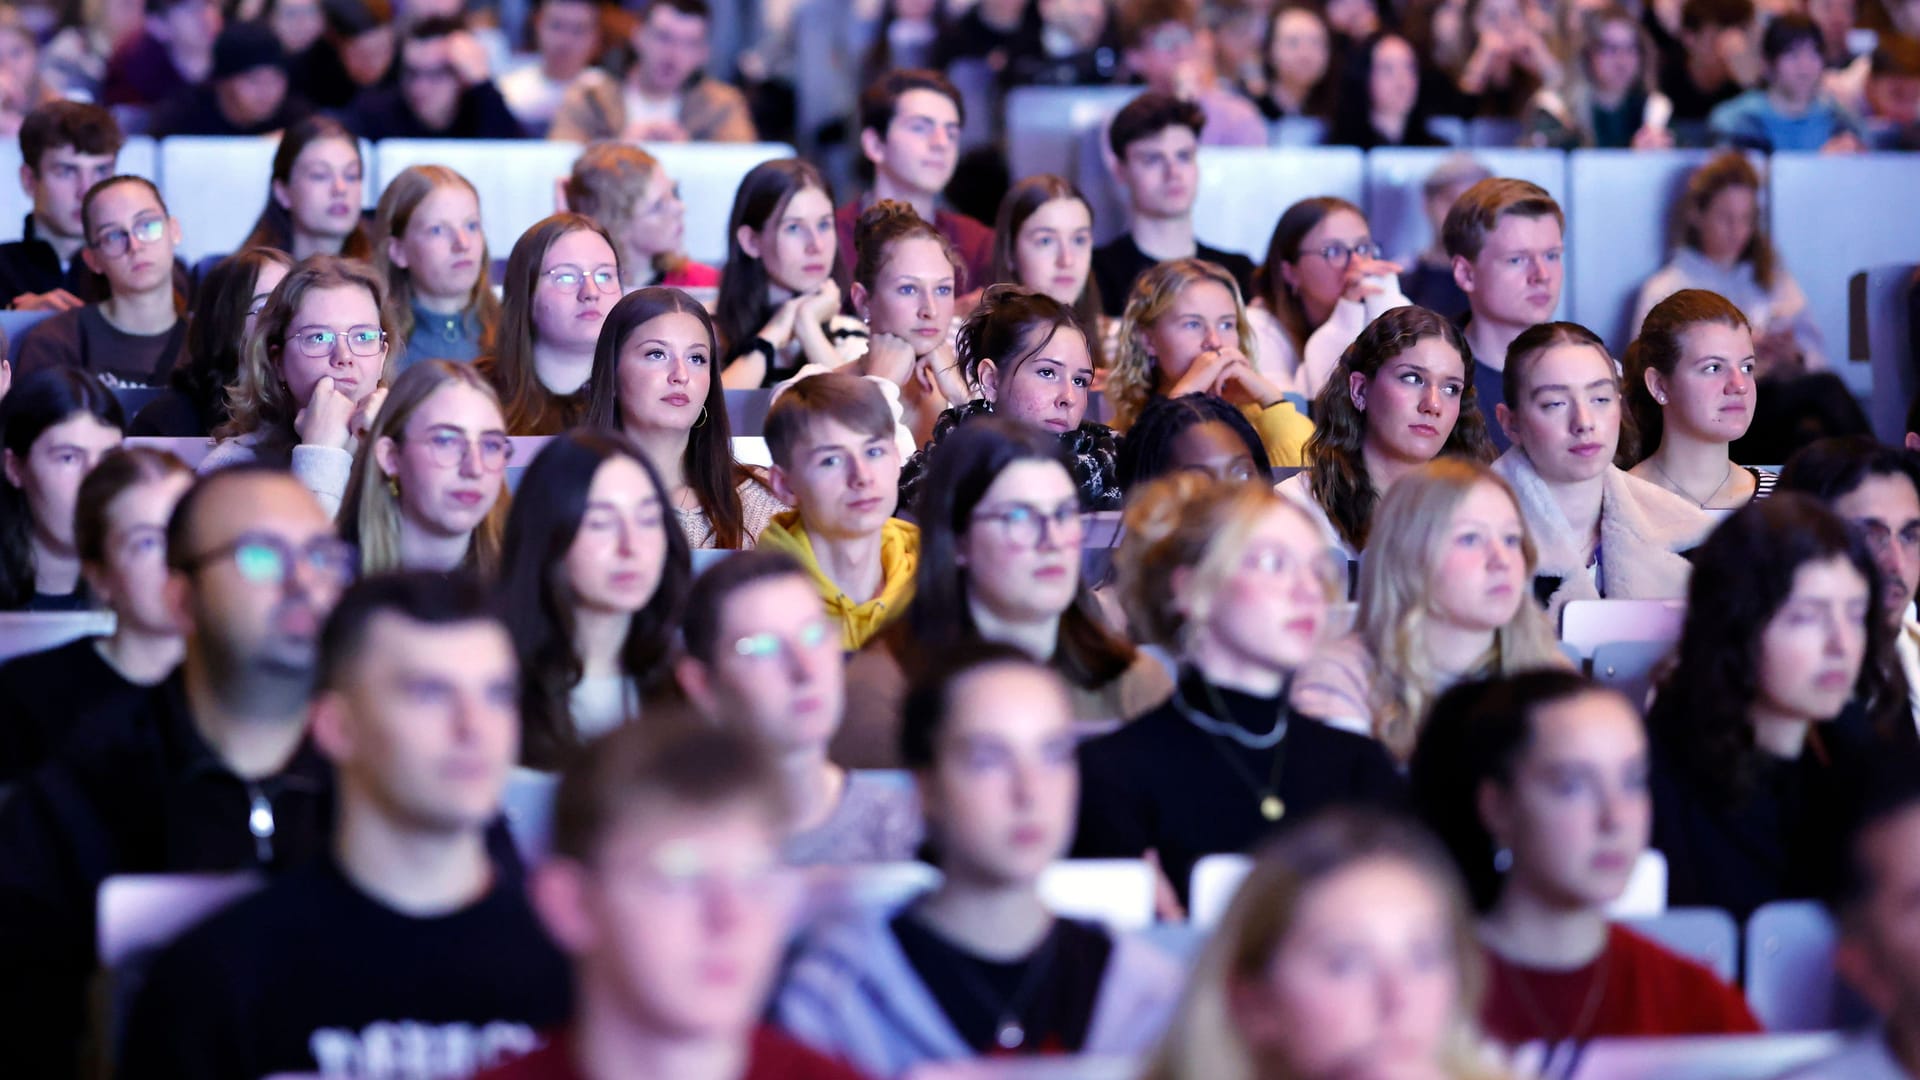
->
(1633, 152, 1827, 375)
(1251, 196, 1412, 401)
(1109, 257, 1314, 467)
(1445, 177, 1565, 452)
(1399, 156, 1490, 324)
(239, 115, 374, 262)
(1526, 5, 1675, 149)
(1257, 6, 1336, 120)
(131, 248, 293, 436)
(498, 0, 603, 135)
(988, 174, 1109, 370)
(344, 15, 524, 139)
(756, 372, 917, 650)
(777, 646, 1182, 1074)
(102, 0, 222, 106)
(372, 164, 500, 367)
(715, 159, 866, 389)
(832, 69, 993, 294)
(1293, 460, 1563, 762)
(0, 446, 190, 779)
(16, 176, 188, 387)
(1709, 14, 1865, 151)
(496, 430, 691, 769)
(1649, 494, 1906, 918)
(1074, 473, 1402, 903)
(1139, 809, 1501, 1080)
(479, 722, 866, 1080)
(583, 286, 787, 549)
(339, 360, 511, 576)
(1091, 92, 1255, 319)
(1442, 0, 1563, 119)
(0, 465, 350, 1076)
(898, 285, 1121, 513)
(1778, 436, 1920, 735)
(203, 255, 395, 518)
(547, 0, 757, 143)
(0, 101, 122, 312)
(1492, 321, 1709, 619)
(1409, 671, 1762, 1044)
(292, 0, 395, 112)
(151, 19, 313, 137)
(1326, 32, 1449, 148)
(1114, 0, 1267, 146)
(1662, 0, 1761, 125)
(1622, 288, 1772, 514)
(120, 572, 571, 1079)
(848, 200, 968, 447)
(1113, 391, 1274, 489)
(563, 142, 721, 293)
(1278, 306, 1492, 558)
(1862, 34, 1920, 150)
(0, 367, 125, 611)
(1003, 0, 1123, 87)
(675, 550, 922, 864)
(482, 212, 620, 435)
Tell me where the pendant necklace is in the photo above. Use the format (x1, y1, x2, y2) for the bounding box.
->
(923, 916, 1062, 1051)
(1168, 671, 1291, 822)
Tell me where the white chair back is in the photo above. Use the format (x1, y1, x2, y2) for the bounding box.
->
(1620, 906, 1737, 982)
(0, 610, 115, 663)
(1558, 599, 1685, 659)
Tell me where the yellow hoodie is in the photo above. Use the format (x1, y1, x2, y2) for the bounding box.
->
(757, 511, 920, 650)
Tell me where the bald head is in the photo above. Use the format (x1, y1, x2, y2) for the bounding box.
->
(167, 465, 328, 572)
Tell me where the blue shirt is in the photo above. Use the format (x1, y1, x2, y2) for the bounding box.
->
(1707, 89, 1861, 151)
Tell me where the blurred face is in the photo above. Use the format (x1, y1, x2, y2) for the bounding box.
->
(921, 663, 1079, 886)
(1013, 197, 1094, 306)
(3, 414, 124, 556)
(532, 228, 620, 351)
(1188, 505, 1332, 674)
(1423, 179, 1479, 234)
(1354, 336, 1466, 466)
(175, 474, 342, 677)
(1845, 806, 1920, 1018)
(1171, 420, 1262, 483)
(1234, 858, 1460, 1080)
(535, 0, 600, 78)
(1271, 9, 1331, 89)
(1118, 124, 1199, 220)
(865, 88, 962, 199)
(1370, 35, 1420, 119)
(1772, 39, 1826, 102)
(1459, 212, 1563, 331)
(215, 65, 290, 128)
(278, 284, 387, 409)
(82, 181, 180, 296)
(1868, 71, 1920, 124)
(1503, 343, 1619, 483)
(744, 184, 834, 295)
(621, 168, 686, 262)
(341, 24, 395, 86)
(376, 382, 509, 541)
(981, 325, 1093, 434)
(1833, 473, 1920, 627)
(860, 237, 956, 358)
(1753, 556, 1872, 728)
(1485, 691, 1651, 911)
(616, 310, 712, 435)
(687, 576, 844, 749)
(271, 0, 325, 53)
(322, 615, 519, 833)
(771, 417, 901, 540)
(1587, 18, 1643, 97)
(0, 30, 38, 101)
(564, 455, 668, 616)
(1281, 208, 1377, 325)
(274, 137, 364, 241)
(400, 35, 463, 132)
(1125, 18, 1202, 90)
(1141, 279, 1239, 387)
(88, 472, 193, 635)
(1427, 481, 1528, 633)
(26, 145, 117, 239)
(1039, 0, 1107, 45)
(1648, 321, 1755, 444)
(1325, 0, 1381, 37)
(1694, 185, 1756, 266)
(960, 460, 1084, 625)
(245, 260, 288, 340)
(633, 4, 710, 96)
(155, 0, 221, 54)
(390, 183, 484, 304)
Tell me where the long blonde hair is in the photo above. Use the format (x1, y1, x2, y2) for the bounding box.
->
(372, 164, 501, 353)
(1110, 258, 1261, 432)
(338, 360, 510, 576)
(1140, 809, 1504, 1080)
(1357, 460, 1560, 761)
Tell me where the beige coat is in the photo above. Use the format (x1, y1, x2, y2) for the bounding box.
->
(547, 70, 758, 143)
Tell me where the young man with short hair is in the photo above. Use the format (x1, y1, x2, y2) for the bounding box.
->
(1442, 176, 1565, 451)
(1090, 90, 1256, 317)
(478, 720, 869, 1080)
(16, 175, 189, 387)
(1114, 0, 1265, 144)
(756, 372, 918, 651)
(548, 0, 757, 143)
(103, 0, 223, 107)
(153, 19, 313, 137)
(832, 69, 994, 295)
(1709, 14, 1865, 151)
(120, 572, 571, 1079)
(1661, 0, 1760, 123)
(346, 15, 525, 139)
(1, 101, 123, 312)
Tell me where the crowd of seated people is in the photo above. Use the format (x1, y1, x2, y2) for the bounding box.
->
(0, 0, 1918, 1075)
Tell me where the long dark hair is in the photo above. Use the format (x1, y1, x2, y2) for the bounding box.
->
(1647, 494, 1906, 806)
(989, 174, 1107, 370)
(495, 430, 692, 770)
(904, 417, 1136, 689)
(1306, 305, 1492, 550)
(0, 369, 126, 609)
(176, 248, 294, 431)
(585, 286, 754, 550)
(1328, 32, 1437, 149)
(487, 212, 619, 435)
(1251, 195, 1367, 357)
(956, 284, 1089, 397)
(241, 116, 373, 259)
(1114, 392, 1274, 490)
(1619, 288, 1752, 468)
(713, 159, 842, 360)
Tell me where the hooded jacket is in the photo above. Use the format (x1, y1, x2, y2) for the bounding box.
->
(756, 512, 919, 650)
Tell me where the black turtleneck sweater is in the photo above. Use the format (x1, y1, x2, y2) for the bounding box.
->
(1072, 670, 1403, 904)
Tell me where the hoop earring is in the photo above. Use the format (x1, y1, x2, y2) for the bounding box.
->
(1493, 847, 1514, 873)
(693, 405, 709, 428)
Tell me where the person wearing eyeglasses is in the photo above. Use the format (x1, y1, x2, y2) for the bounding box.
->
(1248, 196, 1412, 400)
(562, 143, 721, 295)
(481, 213, 621, 435)
(0, 463, 351, 1076)
(343, 16, 524, 140)
(15, 175, 189, 388)
(675, 550, 921, 864)
(202, 256, 396, 519)
(339, 360, 512, 578)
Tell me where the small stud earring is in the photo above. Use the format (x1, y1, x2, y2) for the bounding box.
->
(1655, 394, 1668, 404)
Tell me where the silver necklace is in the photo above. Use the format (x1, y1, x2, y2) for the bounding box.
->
(1651, 458, 1735, 509)
(918, 914, 1062, 1050)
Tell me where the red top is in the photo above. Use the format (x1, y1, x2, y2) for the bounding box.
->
(473, 1027, 870, 1080)
(1480, 924, 1763, 1045)
(833, 202, 995, 295)
(662, 261, 722, 289)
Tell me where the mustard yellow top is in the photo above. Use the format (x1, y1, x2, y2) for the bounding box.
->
(1242, 399, 1313, 469)
(756, 511, 920, 650)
